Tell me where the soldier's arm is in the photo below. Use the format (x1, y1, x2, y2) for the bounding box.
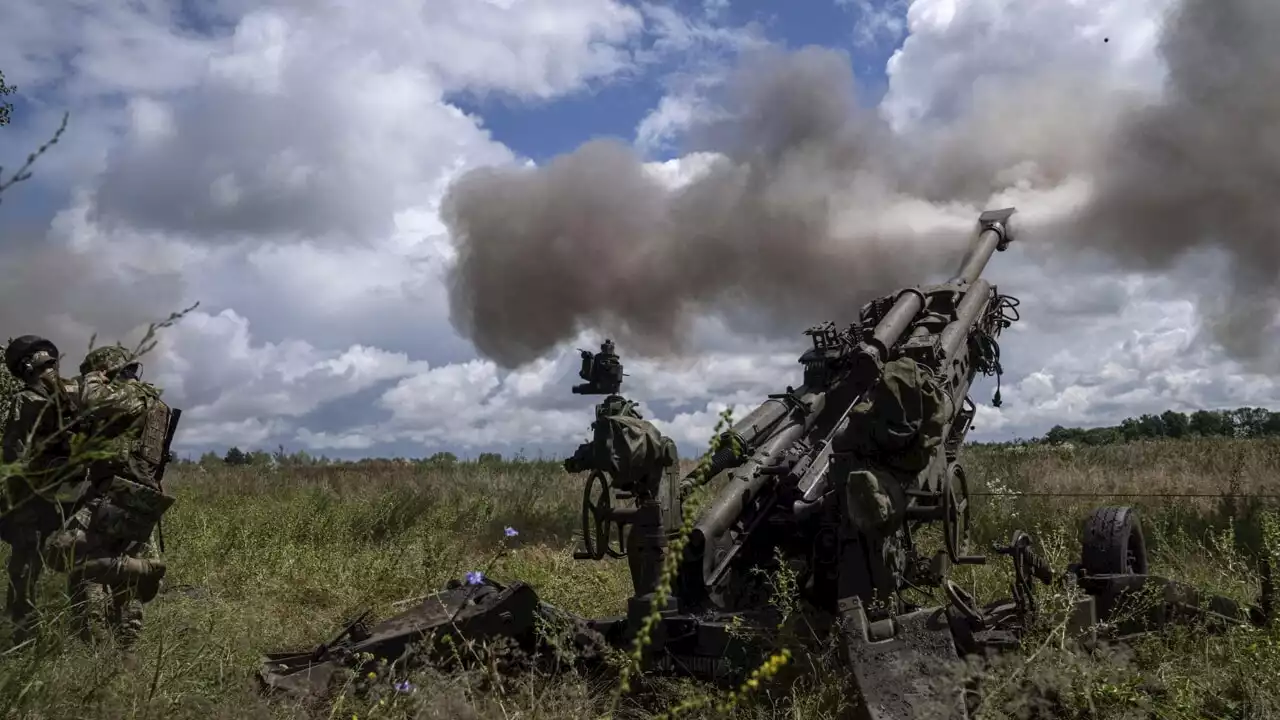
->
(77, 372, 147, 425)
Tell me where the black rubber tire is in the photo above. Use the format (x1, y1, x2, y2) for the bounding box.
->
(1081, 506, 1149, 575)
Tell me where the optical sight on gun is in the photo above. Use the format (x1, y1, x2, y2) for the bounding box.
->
(572, 339, 624, 395)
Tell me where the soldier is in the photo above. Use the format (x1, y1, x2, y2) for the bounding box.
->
(0, 335, 88, 645)
(41, 344, 171, 648)
(828, 355, 950, 617)
(63, 345, 163, 644)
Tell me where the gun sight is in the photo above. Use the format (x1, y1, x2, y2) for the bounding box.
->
(572, 339, 625, 395)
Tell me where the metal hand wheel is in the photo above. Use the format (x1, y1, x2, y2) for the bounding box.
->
(579, 469, 627, 560)
(942, 464, 973, 564)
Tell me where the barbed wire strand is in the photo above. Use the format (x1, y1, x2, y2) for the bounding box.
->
(972, 491, 1280, 499)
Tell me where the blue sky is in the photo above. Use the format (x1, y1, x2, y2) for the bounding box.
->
(450, 0, 903, 163)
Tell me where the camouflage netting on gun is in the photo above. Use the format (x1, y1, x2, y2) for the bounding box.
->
(834, 357, 952, 533)
(838, 357, 950, 473)
(590, 414, 676, 491)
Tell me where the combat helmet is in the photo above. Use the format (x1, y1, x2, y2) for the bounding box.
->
(80, 344, 141, 380)
(5, 335, 59, 378)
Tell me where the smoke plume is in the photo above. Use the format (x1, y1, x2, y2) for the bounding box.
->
(443, 0, 1280, 370)
(1069, 0, 1280, 364)
(443, 47, 988, 368)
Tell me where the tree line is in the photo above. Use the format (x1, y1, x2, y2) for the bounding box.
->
(187, 445, 553, 469)
(1028, 406, 1280, 447)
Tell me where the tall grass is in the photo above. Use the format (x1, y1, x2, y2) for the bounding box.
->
(2, 437, 1279, 718)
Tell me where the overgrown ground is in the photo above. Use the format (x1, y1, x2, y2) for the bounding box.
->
(3, 437, 1280, 719)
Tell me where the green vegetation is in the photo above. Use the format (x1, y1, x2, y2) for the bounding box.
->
(0, 437, 1278, 718)
(999, 407, 1280, 448)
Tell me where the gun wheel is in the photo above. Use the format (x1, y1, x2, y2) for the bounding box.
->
(944, 579, 983, 625)
(942, 464, 972, 563)
(581, 470, 627, 560)
(1081, 506, 1148, 575)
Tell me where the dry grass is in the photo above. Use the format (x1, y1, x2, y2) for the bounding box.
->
(2, 437, 1280, 719)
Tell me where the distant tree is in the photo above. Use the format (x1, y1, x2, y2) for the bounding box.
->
(426, 451, 457, 465)
(1161, 410, 1189, 439)
(224, 446, 248, 465)
(1118, 417, 1141, 442)
(1232, 407, 1272, 438)
(1263, 412, 1280, 437)
(476, 452, 502, 465)
(1188, 409, 1229, 437)
(1043, 425, 1076, 445)
(0, 70, 14, 127)
(1081, 426, 1120, 446)
(1135, 413, 1166, 438)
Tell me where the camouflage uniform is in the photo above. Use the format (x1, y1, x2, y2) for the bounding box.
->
(830, 356, 950, 612)
(0, 336, 88, 645)
(42, 345, 171, 648)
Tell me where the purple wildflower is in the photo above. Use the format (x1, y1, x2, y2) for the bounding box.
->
(394, 680, 413, 693)
(466, 570, 484, 585)
(504, 526, 518, 538)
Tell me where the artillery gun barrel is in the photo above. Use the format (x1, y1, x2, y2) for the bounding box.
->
(863, 213, 1012, 361)
(952, 208, 1015, 285)
(692, 420, 813, 545)
(869, 291, 925, 353)
(939, 278, 992, 361)
(730, 393, 809, 445)
(687, 389, 826, 546)
(950, 228, 1004, 285)
(682, 389, 821, 486)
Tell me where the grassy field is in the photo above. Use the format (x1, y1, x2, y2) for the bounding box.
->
(2, 437, 1280, 719)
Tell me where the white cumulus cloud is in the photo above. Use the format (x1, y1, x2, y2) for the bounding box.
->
(2, 0, 1276, 463)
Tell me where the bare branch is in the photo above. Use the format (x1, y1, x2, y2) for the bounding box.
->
(0, 111, 68, 204)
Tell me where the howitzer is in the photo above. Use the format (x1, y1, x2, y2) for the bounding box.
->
(674, 208, 1020, 618)
(260, 208, 1274, 719)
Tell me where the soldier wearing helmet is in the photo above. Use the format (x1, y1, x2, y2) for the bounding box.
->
(41, 343, 173, 648)
(79, 344, 143, 382)
(0, 335, 88, 645)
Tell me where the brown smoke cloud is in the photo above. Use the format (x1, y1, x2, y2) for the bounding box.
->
(442, 47, 979, 368)
(443, 0, 1280, 370)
